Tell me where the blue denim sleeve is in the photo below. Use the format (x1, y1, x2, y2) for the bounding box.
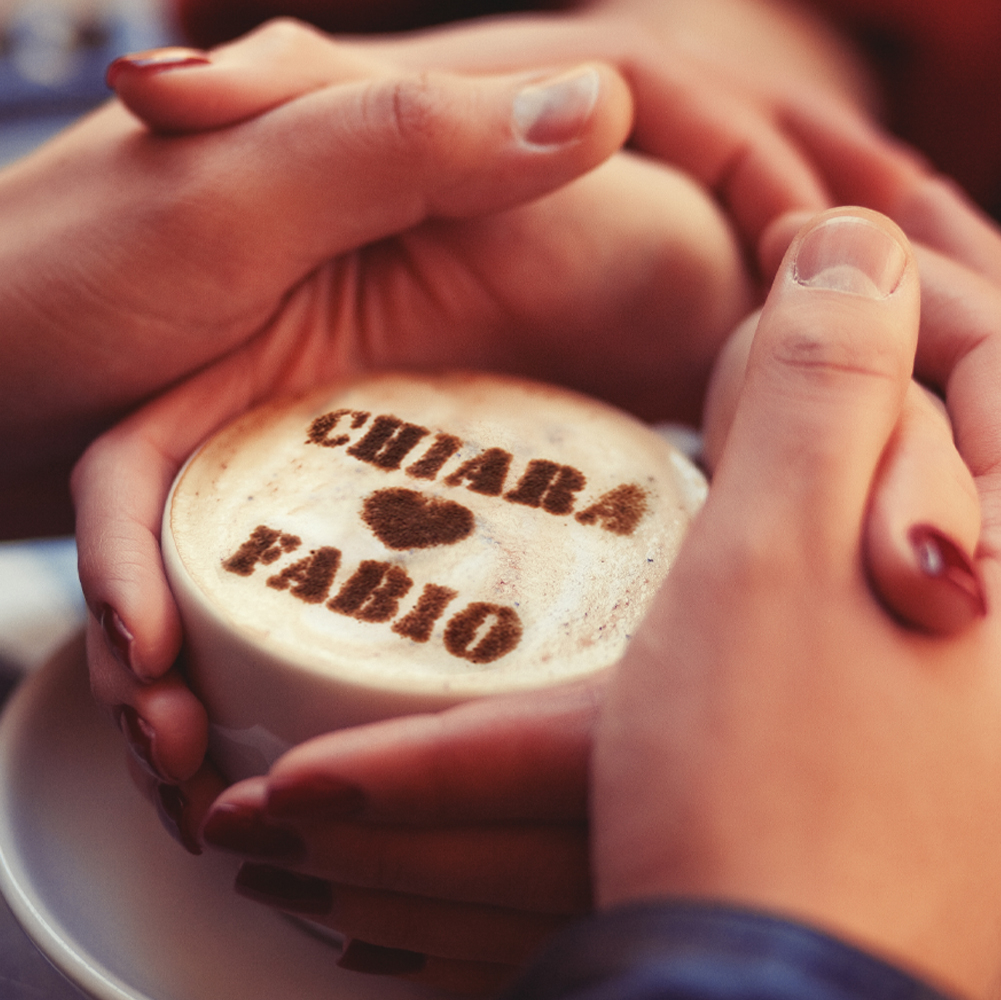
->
(501, 901, 957, 1000)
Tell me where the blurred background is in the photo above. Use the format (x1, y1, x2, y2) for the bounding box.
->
(0, 0, 176, 167)
(0, 0, 544, 172)
(0, 0, 178, 685)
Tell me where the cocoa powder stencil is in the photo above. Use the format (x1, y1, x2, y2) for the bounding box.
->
(162, 372, 707, 772)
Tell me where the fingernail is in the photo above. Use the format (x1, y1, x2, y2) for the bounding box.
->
(155, 783, 202, 856)
(235, 862, 333, 916)
(202, 802, 306, 861)
(911, 525, 987, 619)
(337, 940, 427, 976)
(794, 215, 907, 299)
(114, 704, 169, 782)
(266, 776, 365, 820)
(100, 604, 135, 675)
(106, 47, 210, 88)
(513, 66, 600, 148)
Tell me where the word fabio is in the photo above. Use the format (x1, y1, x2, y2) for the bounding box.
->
(223, 525, 523, 665)
(306, 409, 649, 537)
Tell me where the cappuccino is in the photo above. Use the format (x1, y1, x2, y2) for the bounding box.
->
(163, 372, 705, 777)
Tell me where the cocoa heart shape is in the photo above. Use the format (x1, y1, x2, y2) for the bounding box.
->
(361, 488, 475, 550)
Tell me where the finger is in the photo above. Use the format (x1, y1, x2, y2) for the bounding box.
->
(764, 198, 1001, 561)
(232, 864, 565, 966)
(337, 941, 512, 995)
(757, 208, 818, 281)
(783, 100, 1001, 285)
(132, 13, 830, 249)
(126, 754, 226, 854)
(865, 382, 985, 634)
(299, 823, 589, 914)
(910, 246, 1001, 558)
(73, 355, 266, 782)
(86, 616, 208, 783)
(703, 310, 986, 636)
(107, 20, 390, 132)
(701, 308, 759, 473)
(626, 62, 831, 244)
(73, 349, 280, 775)
(260, 678, 601, 825)
(368, 16, 833, 245)
(204, 797, 589, 913)
(714, 207, 918, 553)
(75, 423, 186, 683)
(106, 59, 632, 318)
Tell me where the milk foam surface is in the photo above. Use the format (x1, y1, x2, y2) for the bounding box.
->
(165, 373, 706, 696)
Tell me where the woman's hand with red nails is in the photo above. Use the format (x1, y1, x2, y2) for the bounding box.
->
(743, 118, 1001, 635)
(703, 283, 985, 638)
(71, 28, 753, 783)
(194, 679, 600, 994)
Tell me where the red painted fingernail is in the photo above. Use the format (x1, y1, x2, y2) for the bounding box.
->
(235, 863, 333, 915)
(266, 776, 365, 821)
(202, 802, 306, 861)
(106, 47, 210, 88)
(100, 604, 135, 674)
(155, 783, 202, 856)
(114, 704, 168, 782)
(911, 525, 987, 618)
(337, 940, 427, 976)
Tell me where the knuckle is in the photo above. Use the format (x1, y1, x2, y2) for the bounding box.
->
(242, 16, 323, 49)
(390, 74, 437, 139)
(769, 317, 904, 387)
(377, 73, 454, 163)
(706, 516, 804, 598)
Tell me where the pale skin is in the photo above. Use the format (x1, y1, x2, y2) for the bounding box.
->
(154, 200, 997, 997)
(0, 44, 640, 540)
(594, 206, 1001, 1000)
(0, 3, 992, 997)
(169, 0, 1001, 213)
(63, 34, 750, 994)
(60, 15, 1001, 992)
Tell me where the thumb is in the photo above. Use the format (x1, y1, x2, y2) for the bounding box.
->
(592, 207, 920, 911)
(126, 57, 631, 300)
(706, 210, 984, 634)
(705, 315, 984, 637)
(713, 208, 918, 557)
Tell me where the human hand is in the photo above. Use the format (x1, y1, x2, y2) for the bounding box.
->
(143, 678, 598, 995)
(703, 297, 982, 639)
(593, 207, 1001, 1000)
(749, 108, 1001, 633)
(74, 23, 753, 784)
(109, 11, 853, 249)
(254, 188, 1001, 994)
(75, 23, 984, 988)
(1, 28, 636, 539)
(118, 0, 896, 251)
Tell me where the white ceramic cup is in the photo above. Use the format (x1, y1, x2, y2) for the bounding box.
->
(162, 372, 706, 780)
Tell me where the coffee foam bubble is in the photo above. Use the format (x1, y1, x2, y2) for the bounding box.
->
(165, 372, 706, 697)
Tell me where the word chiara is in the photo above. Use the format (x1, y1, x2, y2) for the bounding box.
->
(221, 408, 652, 666)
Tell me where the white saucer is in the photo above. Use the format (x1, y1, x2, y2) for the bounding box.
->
(0, 634, 436, 1000)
